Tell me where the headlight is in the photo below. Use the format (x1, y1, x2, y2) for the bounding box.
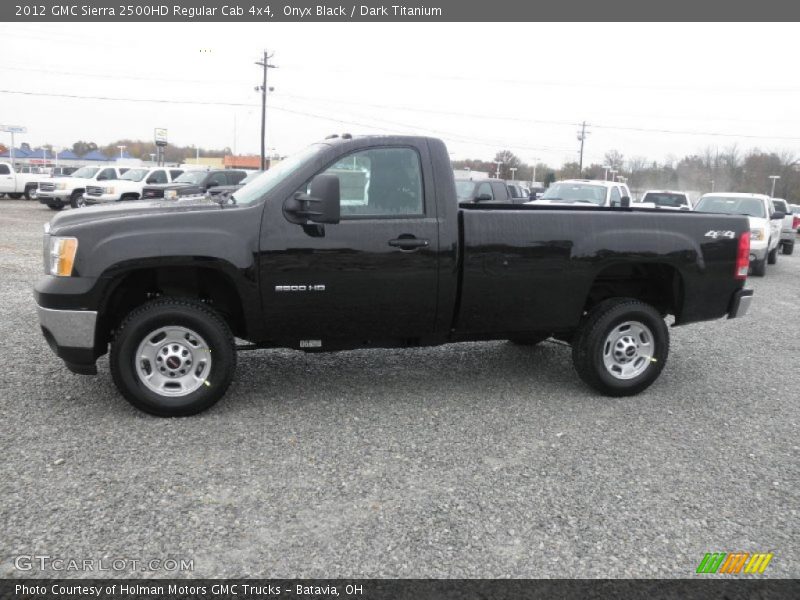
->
(164, 190, 178, 200)
(55, 182, 67, 190)
(104, 187, 115, 194)
(750, 228, 765, 241)
(49, 237, 78, 276)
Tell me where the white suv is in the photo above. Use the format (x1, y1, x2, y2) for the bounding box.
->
(695, 193, 782, 276)
(82, 167, 185, 205)
(528, 179, 632, 207)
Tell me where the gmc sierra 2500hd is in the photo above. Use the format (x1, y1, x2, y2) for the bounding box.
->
(35, 135, 754, 416)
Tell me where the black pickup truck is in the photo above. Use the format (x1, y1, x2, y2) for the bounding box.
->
(34, 135, 754, 416)
(141, 169, 247, 200)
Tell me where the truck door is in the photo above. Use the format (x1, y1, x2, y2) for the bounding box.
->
(258, 144, 440, 343)
(0, 163, 14, 193)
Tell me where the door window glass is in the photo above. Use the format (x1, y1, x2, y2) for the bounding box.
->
(312, 147, 424, 217)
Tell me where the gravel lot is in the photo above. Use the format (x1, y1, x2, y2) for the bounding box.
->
(1, 199, 798, 579)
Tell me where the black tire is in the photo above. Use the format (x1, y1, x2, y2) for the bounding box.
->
(69, 190, 84, 209)
(8, 193, 22, 199)
(509, 333, 550, 346)
(783, 241, 794, 255)
(767, 245, 778, 265)
(24, 185, 36, 200)
(571, 298, 669, 397)
(110, 298, 236, 417)
(751, 258, 767, 277)
(47, 202, 64, 211)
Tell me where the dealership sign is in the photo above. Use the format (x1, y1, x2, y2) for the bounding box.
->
(0, 124, 27, 134)
(154, 128, 168, 146)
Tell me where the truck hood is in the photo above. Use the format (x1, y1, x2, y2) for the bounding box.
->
(48, 197, 223, 234)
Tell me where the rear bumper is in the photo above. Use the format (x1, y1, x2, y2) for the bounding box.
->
(728, 288, 754, 319)
(36, 303, 99, 375)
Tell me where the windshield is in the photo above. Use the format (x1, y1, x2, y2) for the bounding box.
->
(455, 180, 476, 200)
(541, 182, 607, 205)
(232, 145, 327, 206)
(641, 192, 688, 207)
(174, 171, 207, 184)
(695, 195, 766, 218)
(71, 167, 99, 179)
(120, 169, 148, 182)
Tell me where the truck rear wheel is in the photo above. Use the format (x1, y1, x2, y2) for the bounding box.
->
(571, 298, 669, 397)
(110, 298, 236, 417)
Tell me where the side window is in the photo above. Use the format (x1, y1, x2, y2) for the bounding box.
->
(228, 171, 246, 185)
(609, 186, 622, 205)
(0, 164, 10, 175)
(170, 170, 183, 180)
(491, 182, 509, 201)
(98, 168, 116, 180)
(310, 147, 424, 217)
(148, 170, 168, 184)
(208, 172, 227, 187)
(476, 182, 493, 200)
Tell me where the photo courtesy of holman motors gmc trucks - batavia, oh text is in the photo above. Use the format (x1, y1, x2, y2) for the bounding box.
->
(34, 135, 754, 416)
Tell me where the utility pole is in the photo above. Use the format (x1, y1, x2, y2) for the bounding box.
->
(509, 167, 517, 181)
(255, 50, 277, 170)
(577, 121, 589, 175)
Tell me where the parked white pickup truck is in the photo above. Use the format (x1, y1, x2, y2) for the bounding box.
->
(0, 161, 41, 199)
(82, 166, 185, 205)
(38, 165, 130, 210)
(695, 193, 782, 276)
(636, 190, 692, 210)
(770, 198, 795, 255)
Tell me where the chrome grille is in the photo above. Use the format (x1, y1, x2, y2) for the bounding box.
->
(39, 182, 56, 192)
(86, 186, 104, 196)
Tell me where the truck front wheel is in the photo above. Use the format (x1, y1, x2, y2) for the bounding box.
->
(110, 298, 236, 417)
(571, 298, 669, 397)
(767, 245, 778, 264)
(69, 190, 85, 208)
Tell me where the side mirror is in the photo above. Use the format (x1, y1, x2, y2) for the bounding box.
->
(475, 193, 493, 202)
(771, 211, 785, 220)
(284, 174, 340, 225)
(620, 195, 631, 208)
(206, 181, 218, 188)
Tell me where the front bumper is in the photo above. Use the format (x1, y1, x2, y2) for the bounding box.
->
(728, 288, 754, 319)
(36, 303, 99, 375)
(83, 193, 121, 205)
(38, 191, 70, 204)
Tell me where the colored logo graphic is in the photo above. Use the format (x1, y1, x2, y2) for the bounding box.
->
(696, 552, 773, 574)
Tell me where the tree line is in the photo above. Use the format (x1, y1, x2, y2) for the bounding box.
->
(453, 146, 800, 201)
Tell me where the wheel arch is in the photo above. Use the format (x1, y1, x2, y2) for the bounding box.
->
(96, 258, 259, 348)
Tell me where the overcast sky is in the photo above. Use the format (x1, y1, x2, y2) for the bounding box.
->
(1, 22, 799, 167)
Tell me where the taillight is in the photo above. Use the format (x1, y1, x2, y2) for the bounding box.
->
(735, 232, 750, 280)
(793, 215, 800, 229)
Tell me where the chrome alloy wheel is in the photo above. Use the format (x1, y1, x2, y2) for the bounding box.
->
(135, 326, 212, 397)
(602, 320, 654, 380)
